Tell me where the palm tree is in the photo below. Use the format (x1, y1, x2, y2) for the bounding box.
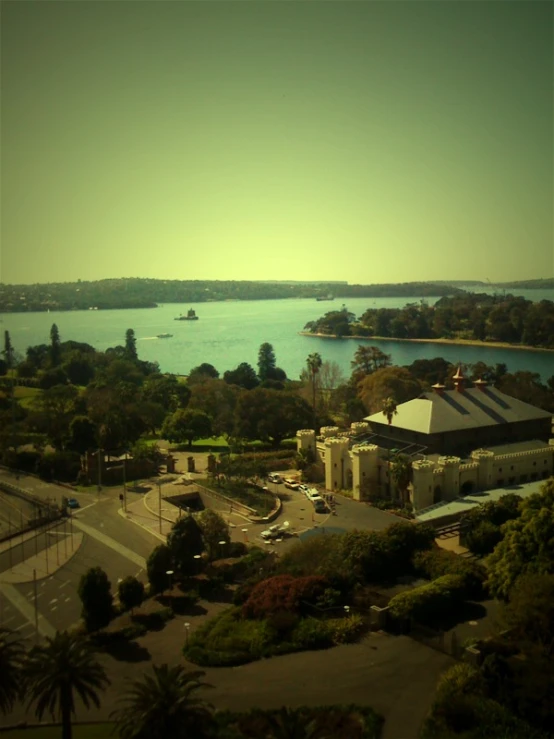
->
(111, 664, 215, 739)
(390, 454, 412, 505)
(306, 353, 322, 428)
(381, 396, 398, 426)
(0, 628, 25, 715)
(265, 706, 321, 738)
(23, 631, 110, 739)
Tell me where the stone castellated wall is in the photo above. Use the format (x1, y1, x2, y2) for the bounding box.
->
(350, 422, 369, 435)
(324, 437, 351, 491)
(351, 444, 379, 501)
(320, 426, 340, 439)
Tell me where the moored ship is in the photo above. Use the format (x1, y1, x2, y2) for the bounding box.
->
(175, 308, 199, 321)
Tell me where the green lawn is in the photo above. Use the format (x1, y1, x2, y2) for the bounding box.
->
(13, 386, 42, 409)
(0, 724, 116, 739)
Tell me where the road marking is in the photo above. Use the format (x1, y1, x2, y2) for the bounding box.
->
(26, 591, 33, 598)
(2, 616, 15, 626)
(135, 568, 143, 577)
(64, 597, 70, 603)
(59, 580, 71, 589)
(0, 583, 55, 639)
(49, 598, 58, 605)
(51, 606, 57, 612)
(40, 582, 46, 588)
(72, 502, 97, 515)
(71, 519, 147, 569)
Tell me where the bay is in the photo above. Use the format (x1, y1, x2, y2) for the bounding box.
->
(1, 289, 553, 383)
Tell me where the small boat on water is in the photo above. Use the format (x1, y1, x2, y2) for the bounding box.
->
(157, 333, 173, 339)
(174, 308, 199, 321)
(316, 295, 334, 301)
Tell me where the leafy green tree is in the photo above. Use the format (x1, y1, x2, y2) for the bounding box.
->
(143, 374, 191, 411)
(258, 342, 277, 382)
(350, 345, 391, 380)
(161, 408, 213, 448)
(124, 329, 138, 362)
(38, 366, 69, 390)
(77, 567, 114, 631)
(196, 508, 230, 561)
(464, 520, 503, 556)
(358, 367, 422, 415)
(487, 480, 554, 600)
(223, 362, 260, 390)
(118, 576, 145, 614)
(167, 516, 204, 575)
(234, 388, 313, 447)
(188, 363, 219, 383)
(31, 384, 79, 450)
(67, 416, 98, 455)
(146, 544, 173, 594)
(62, 352, 95, 386)
(111, 664, 214, 739)
(50, 323, 62, 367)
(0, 628, 25, 715)
(500, 573, 554, 652)
(187, 378, 240, 438)
(23, 631, 110, 739)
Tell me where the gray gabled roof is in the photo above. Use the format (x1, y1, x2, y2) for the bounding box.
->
(366, 386, 552, 435)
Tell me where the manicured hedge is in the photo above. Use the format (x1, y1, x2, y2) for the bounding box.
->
(388, 574, 467, 625)
(412, 547, 487, 599)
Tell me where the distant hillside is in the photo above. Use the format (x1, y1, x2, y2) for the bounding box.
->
(0, 279, 465, 313)
(494, 278, 554, 290)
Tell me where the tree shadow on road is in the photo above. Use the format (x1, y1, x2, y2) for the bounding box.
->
(103, 639, 151, 663)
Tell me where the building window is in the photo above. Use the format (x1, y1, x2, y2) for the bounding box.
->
(510, 466, 514, 471)
(362, 472, 366, 477)
(499, 468, 502, 473)
(533, 461, 537, 466)
(497, 479, 504, 487)
(334, 463, 337, 469)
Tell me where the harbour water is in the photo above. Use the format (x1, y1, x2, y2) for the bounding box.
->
(1, 289, 553, 382)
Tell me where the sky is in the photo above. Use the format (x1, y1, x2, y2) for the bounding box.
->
(1, 1, 552, 286)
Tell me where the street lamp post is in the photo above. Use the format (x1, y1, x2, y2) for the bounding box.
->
(166, 569, 174, 593)
(122, 450, 127, 512)
(344, 605, 351, 617)
(218, 540, 226, 559)
(184, 622, 191, 645)
(97, 448, 102, 494)
(242, 528, 248, 543)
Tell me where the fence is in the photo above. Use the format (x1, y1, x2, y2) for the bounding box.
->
(0, 480, 62, 542)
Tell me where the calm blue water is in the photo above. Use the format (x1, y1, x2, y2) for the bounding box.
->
(1, 289, 553, 382)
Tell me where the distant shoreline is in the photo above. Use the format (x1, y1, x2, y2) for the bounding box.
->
(298, 331, 554, 353)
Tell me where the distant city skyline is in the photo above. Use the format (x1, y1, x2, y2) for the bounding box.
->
(1, 1, 552, 285)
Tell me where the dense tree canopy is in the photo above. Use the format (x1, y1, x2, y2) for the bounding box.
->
(487, 480, 554, 600)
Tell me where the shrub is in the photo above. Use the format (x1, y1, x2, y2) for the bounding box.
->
(388, 574, 466, 626)
(464, 520, 504, 556)
(242, 575, 329, 619)
(118, 576, 145, 612)
(13, 450, 41, 473)
(146, 544, 173, 594)
(38, 450, 81, 482)
(78, 566, 114, 632)
(290, 616, 332, 650)
(412, 547, 487, 599)
(326, 614, 367, 644)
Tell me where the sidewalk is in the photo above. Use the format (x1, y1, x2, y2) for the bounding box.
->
(0, 533, 84, 584)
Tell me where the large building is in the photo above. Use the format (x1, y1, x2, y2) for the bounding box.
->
(296, 368, 554, 512)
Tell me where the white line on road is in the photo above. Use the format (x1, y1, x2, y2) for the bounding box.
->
(49, 598, 58, 605)
(135, 569, 143, 577)
(59, 580, 71, 589)
(0, 583, 55, 639)
(51, 606, 57, 612)
(3, 616, 15, 626)
(71, 519, 147, 569)
(64, 597, 70, 603)
(72, 502, 97, 515)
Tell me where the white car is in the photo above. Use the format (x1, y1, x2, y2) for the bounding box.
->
(284, 478, 301, 490)
(306, 490, 321, 501)
(298, 484, 310, 495)
(268, 473, 283, 484)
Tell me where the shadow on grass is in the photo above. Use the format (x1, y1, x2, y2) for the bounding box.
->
(429, 601, 489, 632)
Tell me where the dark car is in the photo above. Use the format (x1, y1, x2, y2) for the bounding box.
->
(67, 498, 80, 509)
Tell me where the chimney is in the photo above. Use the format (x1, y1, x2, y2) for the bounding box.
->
(431, 382, 446, 395)
(453, 365, 465, 393)
(473, 377, 488, 392)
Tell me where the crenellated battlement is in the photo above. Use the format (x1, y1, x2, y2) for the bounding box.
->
(352, 443, 379, 455)
(438, 456, 461, 467)
(495, 448, 554, 461)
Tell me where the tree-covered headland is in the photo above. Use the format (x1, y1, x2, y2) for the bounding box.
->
(304, 292, 554, 349)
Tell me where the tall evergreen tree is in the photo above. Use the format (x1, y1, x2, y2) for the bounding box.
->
(50, 324, 62, 367)
(2, 331, 14, 370)
(125, 329, 138, 361)
(257, 342, 277, 382)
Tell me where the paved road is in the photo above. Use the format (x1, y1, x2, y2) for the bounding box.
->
(1, 614, 454, 739)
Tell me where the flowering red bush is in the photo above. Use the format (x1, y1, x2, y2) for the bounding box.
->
(242, 574, 329, 619)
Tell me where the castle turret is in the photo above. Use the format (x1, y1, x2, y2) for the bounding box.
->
(438, 455, 461, 500)
(351, 444, 379, 501)
(296, 429, 316, 456)
(471, 448, 495, 490)
(324, 437, 350, 491)
(350, 422, 369, 436)
(411, 459, 435, 511)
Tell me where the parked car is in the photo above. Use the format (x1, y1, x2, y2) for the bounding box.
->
(284, 478, 301, 490)
(298, 484, 309, 495)
(67, 498, 80, 509)
(268, 473, 283, 484)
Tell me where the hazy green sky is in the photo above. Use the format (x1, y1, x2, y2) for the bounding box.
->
(1, 1, 552, 285)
